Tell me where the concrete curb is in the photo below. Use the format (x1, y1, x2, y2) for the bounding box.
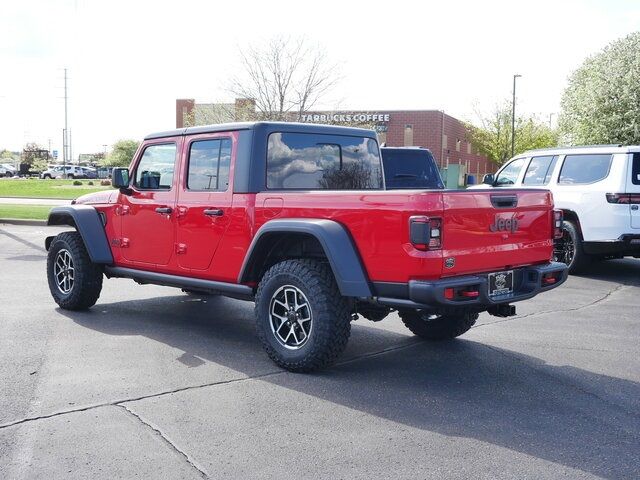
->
(0, 218, 48, 226)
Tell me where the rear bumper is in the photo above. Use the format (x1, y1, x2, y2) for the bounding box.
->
(375, 262, 568, 311)
(583, 235, 640, 256)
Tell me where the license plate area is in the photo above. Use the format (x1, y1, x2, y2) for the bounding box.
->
(488, 270, 514, 297)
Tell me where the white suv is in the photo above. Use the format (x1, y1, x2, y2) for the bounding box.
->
(474, 145, 640, 273)
(40, 165, 86, 179)
(0, 163, 17, 177)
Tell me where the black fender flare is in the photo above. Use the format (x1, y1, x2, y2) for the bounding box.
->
(239, 219, 372, 298)
(45, 205, 113, 264)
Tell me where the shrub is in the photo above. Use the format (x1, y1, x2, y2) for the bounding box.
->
(73, 180, 82, 186)
(87, 181, 94, 185)
(100, 179, 111, 186)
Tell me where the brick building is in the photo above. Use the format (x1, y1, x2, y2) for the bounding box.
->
(176, 99, 496, 177)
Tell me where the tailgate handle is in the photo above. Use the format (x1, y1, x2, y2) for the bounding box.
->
(491, 195, 518, 208)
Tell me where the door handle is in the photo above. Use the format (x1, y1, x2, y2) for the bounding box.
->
(155, 207, 173, 214)
(203, 209, 224, 217)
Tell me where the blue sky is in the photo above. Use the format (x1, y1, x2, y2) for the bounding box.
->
(0, 0, 638, 156)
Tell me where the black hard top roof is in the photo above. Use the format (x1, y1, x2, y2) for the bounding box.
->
(144, 121, 378, 140)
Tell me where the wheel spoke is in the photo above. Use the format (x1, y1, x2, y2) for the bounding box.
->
(269, 284, 313, 350)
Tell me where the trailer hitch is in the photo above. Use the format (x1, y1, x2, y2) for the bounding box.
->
(487, 304, 516, 318)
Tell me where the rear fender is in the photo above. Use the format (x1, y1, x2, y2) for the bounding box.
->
(46, 205, 113, 264)
(239, 219, 372, 298)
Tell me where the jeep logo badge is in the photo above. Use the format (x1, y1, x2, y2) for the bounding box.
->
(490, 216, 519, 233)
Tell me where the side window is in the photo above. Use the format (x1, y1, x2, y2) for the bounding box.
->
(558, 154, 612, 185)
(134, 143, 177, 190)
(632, 153, 640, 185)
(495, 158, 525, 186)
(522, 155, 559, 186)
(187, 138, 232, 191)
(266, 132, 382, 190)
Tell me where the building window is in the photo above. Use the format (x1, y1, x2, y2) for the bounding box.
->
(403, 125, 413, 146)
(467, 143, 472, 155)
(456, 139, 461, 152)
(442, 134, 447, 150)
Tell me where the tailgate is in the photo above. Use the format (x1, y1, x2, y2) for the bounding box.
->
(441, 189, 554, 276)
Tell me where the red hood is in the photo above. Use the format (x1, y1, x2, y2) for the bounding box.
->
(73, 190, 118, 205)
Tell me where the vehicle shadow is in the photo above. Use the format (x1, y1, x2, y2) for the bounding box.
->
(575, 257, 640, 285)
(60, 293, 640, 479)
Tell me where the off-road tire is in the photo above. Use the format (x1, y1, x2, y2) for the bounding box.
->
(47, 231, 103, 310)
(399, 310, 478, 340)
(255, 259, 351, 372)
(558, 221, 591, 274)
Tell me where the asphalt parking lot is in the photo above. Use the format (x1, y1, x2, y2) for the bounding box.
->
(1, 224, 639, 479)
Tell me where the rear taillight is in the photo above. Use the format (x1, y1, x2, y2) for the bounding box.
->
(409, 215, 442, 251)
(606, 193, 640, 204)
(553, 209, 563, 239)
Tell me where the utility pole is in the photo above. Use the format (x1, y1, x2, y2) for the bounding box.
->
(63, 68, 69, 177)
(511, 74, 521, 157)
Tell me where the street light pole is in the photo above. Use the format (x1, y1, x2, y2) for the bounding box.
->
(511, 74, 521, 157)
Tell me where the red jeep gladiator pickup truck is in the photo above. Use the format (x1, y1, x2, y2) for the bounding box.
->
(45, 122, 567, 372)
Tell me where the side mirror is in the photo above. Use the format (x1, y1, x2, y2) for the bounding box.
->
(112, 168, 131, 192)
(482, 173, 495, 185)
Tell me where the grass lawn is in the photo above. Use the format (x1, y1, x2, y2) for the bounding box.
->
(0, 178, 112, 199)
(0, 204, 52, 220)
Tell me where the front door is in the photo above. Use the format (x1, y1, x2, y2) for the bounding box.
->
(176, 134, 234, 271)
(120, 140, 180, 266)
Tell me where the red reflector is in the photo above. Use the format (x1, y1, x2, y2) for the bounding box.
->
(542, 276, 556, 285)
(444, 288, 454, 299)
(461, 290, 480, 298)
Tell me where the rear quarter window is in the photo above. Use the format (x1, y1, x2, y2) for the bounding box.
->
(632, 152, 640, 185)
(266, 132, 382, 190)
(558, 154, 612, 185)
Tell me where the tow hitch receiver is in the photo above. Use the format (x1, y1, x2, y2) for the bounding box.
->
(487, 304, 516, 318)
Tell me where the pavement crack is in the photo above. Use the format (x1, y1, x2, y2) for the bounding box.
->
(480, 342, 640, 427)
(117, 404, 208, 479)
(473, 284, 629, 329)
(0, 341, 424, 431)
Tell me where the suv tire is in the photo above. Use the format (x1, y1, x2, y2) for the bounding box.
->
(555, 220, 591, 274)
(47, 231, 103, 310)
(43, 174, 51, 179)
(255, 259, 351, 372)
(399, 310, 478, 340)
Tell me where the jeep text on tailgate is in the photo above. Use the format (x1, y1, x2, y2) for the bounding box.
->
(45, 122, 568, 372)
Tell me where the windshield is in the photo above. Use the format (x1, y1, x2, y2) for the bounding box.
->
(382, 149, 444, 189)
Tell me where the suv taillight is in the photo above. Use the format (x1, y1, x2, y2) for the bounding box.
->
(553, 210, 563, 239)
(606, 193, 640, 204)
(409, 216, 442, 250)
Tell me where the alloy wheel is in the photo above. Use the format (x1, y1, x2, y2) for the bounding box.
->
(269, 285, 313, 350)
(54, 249, 75, 294)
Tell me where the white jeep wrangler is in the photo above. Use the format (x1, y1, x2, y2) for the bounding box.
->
(473, 145, 640, 273)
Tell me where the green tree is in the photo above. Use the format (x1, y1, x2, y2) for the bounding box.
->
(559, 31, 640, 145)
(103, 140, 140, 167)
(468, 102, 558, 165)
(31, 158, 49, 173)
(21, 143, 49, 167)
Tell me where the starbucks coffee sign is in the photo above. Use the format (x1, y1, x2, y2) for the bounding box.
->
(300, 113, 391, 123)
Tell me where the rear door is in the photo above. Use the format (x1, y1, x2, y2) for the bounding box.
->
(628, 152, 640, 229)
(175, 133, 234, 271)
(441, 190, 553, 276)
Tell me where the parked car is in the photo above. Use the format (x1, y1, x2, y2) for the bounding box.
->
(80, 166, 98, 179)
(0, 163, 17, 177)
(381, 147, 445, 189)
(471, 145, 640, 272)
(44, 122, 567, 372)
(40, 165, 87, 179)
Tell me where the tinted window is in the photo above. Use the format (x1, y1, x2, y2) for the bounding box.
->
(495, 158, 525, 186)
(266, 132, 382, 190)
(522, 155, 559, 185)
(558, 154, 612, 184)
(382, 149, 444, 189)
(632, 153, 640, 185)
(134, 143, 176, 190)
(187, 138, 232, 191)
